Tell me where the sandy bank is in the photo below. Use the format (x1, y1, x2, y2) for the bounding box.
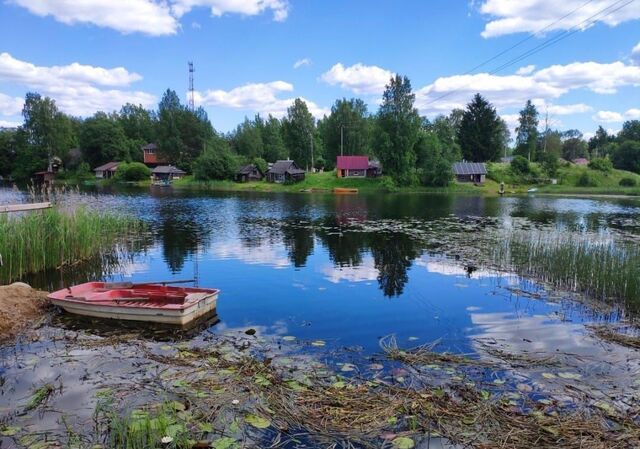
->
(0, 283, 49, 339)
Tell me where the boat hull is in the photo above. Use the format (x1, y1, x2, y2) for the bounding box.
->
(50, 294, 217, 325)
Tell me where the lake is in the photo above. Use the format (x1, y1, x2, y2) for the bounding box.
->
(2, 186, 640, 448)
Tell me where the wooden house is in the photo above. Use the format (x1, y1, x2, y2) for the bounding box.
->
(336, 156, 382, 178)
(236, 164, 264, 183)
(94, 161, 120, 179)
(142, 143, 166, 167)
(266, 160, 305, 183)
(152, 165, 186, 183)
(452, 162, 487, 183)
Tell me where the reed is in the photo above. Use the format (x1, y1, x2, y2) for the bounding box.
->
(0, 208, 144, 283)
(492, 231, 640, 310)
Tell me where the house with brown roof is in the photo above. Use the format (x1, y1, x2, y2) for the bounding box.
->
(152, 165, 186, 183)
(236, 164, 264, 183)
(452, 162, 487, 183)
(266, 160, 305, 183)
(94, 161, 120, 179)
(336, 156, 382, 178)
(142, 143, 166, 167)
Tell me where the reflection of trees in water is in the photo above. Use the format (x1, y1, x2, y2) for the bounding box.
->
(281, 225, 314, 268)
(316, 218, 367, 267)
(370, 233, 420, 297)
(155, 202, 214, 273)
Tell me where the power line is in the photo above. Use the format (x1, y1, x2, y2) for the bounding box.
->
(423, 0, 635, 108)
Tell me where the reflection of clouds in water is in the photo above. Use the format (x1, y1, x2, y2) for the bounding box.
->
(321, 255, 378, 284)
(215, 319, 289, 337)
(120, 260, 151, 277)
(415, 257, 495, 278)
(209, 241, 290, 268)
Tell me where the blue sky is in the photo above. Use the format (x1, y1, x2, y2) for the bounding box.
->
(0, 0, 639, 139)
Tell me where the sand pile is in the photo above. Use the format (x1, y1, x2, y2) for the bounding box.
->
(0, 282, 49, 339)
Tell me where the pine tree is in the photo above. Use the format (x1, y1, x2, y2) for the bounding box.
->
(458, 94, 504, 162)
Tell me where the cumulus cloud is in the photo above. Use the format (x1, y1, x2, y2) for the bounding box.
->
(9, 0, 289, 36)
(0, 53, 155, 117)
(320, 63, 395, 95)
(0, 92, 23, 116)
(516, 65, 536, 75)
(633, 42, 640, 64)
(593, 108, 640, 123)
(293, 58, 311, 69)
(195, 81, 328, 118)
(479, 0, 640, 38)
(0, 119, 22, 128)
(415, 60, 640, 116)
(171, 0, 289, 21)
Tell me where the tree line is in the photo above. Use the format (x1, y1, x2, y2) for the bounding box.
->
(1, 76, 639, 186)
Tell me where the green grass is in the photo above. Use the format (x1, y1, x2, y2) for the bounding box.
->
(0, 208, 144, 283)
(493, 231, 640, 311)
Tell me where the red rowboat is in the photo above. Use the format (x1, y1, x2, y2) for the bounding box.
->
(48, 282, 219, 325)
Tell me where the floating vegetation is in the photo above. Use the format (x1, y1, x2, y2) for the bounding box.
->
(380, 335, 483, 366)
(0, 207, 145, 283)
(493, 231, 640, 311)
(24, 383, 55, 412)
(589, 324, 640, 349)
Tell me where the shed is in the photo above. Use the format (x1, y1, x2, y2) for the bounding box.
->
(266, 160, 305, 183)
(572, 158, 589, 166)
(33, 171, 55, 184)
(152, 165, 186, 183)
(94, 161, 120, 179)
(236, 164, 264, 183)
(452, 162, 487, 183)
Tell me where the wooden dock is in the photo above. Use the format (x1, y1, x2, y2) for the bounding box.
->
(0, 202, 52, 213)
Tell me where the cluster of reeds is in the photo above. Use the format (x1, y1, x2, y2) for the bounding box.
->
(0, 207, 145, 283)
(491, 231, 640, 310)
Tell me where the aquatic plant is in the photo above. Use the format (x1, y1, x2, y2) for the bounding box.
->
(492, 231, 640, 311)
(0, 207, 145, 283)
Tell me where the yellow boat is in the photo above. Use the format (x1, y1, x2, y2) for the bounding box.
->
(333, 188, 359, 194)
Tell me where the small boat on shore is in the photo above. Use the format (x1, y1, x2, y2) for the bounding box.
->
(333, 187, 358, 194)
(527, 188, 538, 194)
(48, 282, 219, 326)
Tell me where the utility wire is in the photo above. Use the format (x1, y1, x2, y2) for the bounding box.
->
(423, 0, 636, 108)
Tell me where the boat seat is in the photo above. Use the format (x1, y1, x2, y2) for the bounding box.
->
(104, 282, 134, 289)
(185, 292, 214, 302)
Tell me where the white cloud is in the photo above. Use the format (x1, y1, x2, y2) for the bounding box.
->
(293, 58, 311, 69)
(532, 99, 592, 115)
(191, 21, 201, 29)
(195, 81, 329, 118)
(479, 0, 640, 38)
(593, 108, 640, 123)
(633, 42, 640, 64)
(320, 63, 395, 95)
(0, 119, 21, 128)
(0, 92, 23, 116)
(0, 53, 155, 117)
(171, 0, 289, 22)
(9, 0, 179, 36)
(415, 60, 640, 116)
(516, 65, 536, 75)
(9, 0, 289, 36)
(593, 110, 624, 123)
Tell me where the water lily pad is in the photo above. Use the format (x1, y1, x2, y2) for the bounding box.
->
(245, 414, 271, 429)
(541, 372, 556, 379)
(341, 363, 356, 372)
(392, 436, 415, 448)
(160, 345, 172, 351)
(311, 340, 326, 347)
(254, 374, 271, 387)
(493, 379, 505, 385)
(332, 381, 346, 389)
(558, 372, 581, 380)
(211, 437, 238, 449)
(285, 380, 307, 392)
(0, 426, 21, 436)
(282, 336, 296, 341)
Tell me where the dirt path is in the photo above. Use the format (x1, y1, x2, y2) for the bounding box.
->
(0, 283, 49, 339)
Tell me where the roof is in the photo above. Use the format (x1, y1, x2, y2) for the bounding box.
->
(572, 158, 589, 165)
(238, 164, 263, 175)
(94, 161, 120, 172)
(337, 156, 369, 170)
(152, 165, 186, 174)
(142, 143, 158, 151)
(452, 162, 487, 176)
(268, 160, 303, 175)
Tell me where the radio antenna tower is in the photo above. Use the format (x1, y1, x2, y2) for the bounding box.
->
(188, 61, 195, 111)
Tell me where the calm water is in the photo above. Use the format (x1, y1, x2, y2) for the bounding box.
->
(3, 186, 640, 354)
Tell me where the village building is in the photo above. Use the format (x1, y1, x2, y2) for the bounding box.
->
(94, 161, 120, 179)
(452, 162, 487, 183)
(152, 165, 186, 183)
(142, 143, 166, 167)
(236, 164, 264, 183)
(336, 156, 382, 178)
(266, 160, 305, 183)
(572, 158, 589, 166)
(32, 170, 55, 184)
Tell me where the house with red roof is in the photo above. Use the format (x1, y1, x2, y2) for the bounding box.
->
(336, 156, 382, 178)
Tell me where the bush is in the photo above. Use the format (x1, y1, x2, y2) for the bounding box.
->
(612, 141, 640, 173)
(510, 156, 530, 174)
(575, 171, 598, 187)
(588, 157, 613, 172)
(539, 152, 559, 177)
(619, 177, 637, 187)
(194, 148, 238, 181)
(116, 162, 151, 181)
(251, 157, 268, 175)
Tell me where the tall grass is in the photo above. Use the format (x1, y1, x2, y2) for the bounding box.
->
(493, 231, 640, 310)
(0, 208, 144, 283)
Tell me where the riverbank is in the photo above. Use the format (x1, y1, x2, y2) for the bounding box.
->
(0, 283, 48, 339)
